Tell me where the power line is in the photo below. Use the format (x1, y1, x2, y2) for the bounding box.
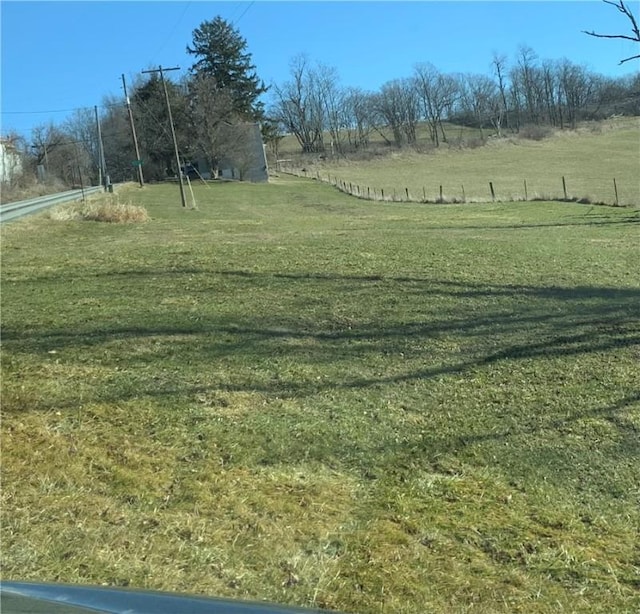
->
(234, 1, 255, 26)
(131, 94, 174, 143)
(152, 1, 192, 61)
(1, 108, 90, 115)
(1, 102, 126, 116)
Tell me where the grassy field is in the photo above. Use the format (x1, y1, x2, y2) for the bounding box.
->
(1, 178, 639, 613)
(283, 117, 640, 206)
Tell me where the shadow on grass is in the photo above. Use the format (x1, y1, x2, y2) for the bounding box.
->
(370, 389, 640, 505)
(428, 213, 639, 231)
(3, 270, 638, 508)
(3, 272, 638, 404)
(415, 391, 640, 453)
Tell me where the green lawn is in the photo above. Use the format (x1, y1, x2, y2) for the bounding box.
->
(1, 178, 639, 613)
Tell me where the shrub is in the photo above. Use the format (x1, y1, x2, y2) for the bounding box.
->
(518, 124, 553, 141)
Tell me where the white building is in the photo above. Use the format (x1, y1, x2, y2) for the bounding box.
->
(184, 123, 269, 183)
(217, 123, 269, 182)
(0, 138, 23, 185)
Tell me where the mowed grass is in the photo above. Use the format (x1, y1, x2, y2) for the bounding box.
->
(1, 178, 639, 613)
(300, 117, 640, 206)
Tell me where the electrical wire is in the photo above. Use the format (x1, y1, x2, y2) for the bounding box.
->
(131, 96, 174, 143)
(233, 1, 255, 26)
(3, 3, 253, 128)
(1, 108, 89, 115)
(152, 1, 192, 62)
(1, 101, 126, 116)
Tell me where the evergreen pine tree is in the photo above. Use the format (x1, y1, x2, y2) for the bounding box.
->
(187, 16, 268, 120)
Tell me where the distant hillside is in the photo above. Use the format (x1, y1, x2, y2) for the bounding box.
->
(280, 117, 640, 206)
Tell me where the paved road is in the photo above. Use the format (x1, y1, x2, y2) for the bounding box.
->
(0, 186, 104, 224)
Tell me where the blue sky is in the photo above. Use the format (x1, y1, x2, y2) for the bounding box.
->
(1, 1, 638, 138)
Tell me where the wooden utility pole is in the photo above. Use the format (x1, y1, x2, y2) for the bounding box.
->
(141, 65, 186, 207)
(73, 143, 86, 204)
(121, 74, 144, 188)
(94, 106, 107, 189)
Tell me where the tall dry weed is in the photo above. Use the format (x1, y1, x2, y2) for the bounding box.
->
(49, 195, 150, 223)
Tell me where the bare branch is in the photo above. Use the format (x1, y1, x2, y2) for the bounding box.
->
(605, 0, 640, 32)
(582, 30, 640, 43)
(583, 0, 640, 64)
(620, 53, 640, 63)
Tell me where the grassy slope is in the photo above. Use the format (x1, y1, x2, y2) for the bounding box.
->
(290, 118, 640, 206)
(1, 179, 639, 613)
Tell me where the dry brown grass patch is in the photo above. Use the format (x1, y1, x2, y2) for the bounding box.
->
(48, 194, 150, 223)
(1, 178, 69, 205)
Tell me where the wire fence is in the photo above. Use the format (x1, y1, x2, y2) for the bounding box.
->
(278, 165, 633, 207)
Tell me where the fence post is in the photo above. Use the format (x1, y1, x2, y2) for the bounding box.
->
(489, 181, 496, 201)
(562, 176, 567, 200)
(613, 178, 619, 206)
(524, 179, 528, 201)
(439, 185, 443, 203)
(381, 188, 385, 200)
(423, 186, 426, 202)
(405, 187, 410, 200)
(461, 184, 466, 202)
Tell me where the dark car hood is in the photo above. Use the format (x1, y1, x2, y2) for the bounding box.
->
(0, 581, 336, 614)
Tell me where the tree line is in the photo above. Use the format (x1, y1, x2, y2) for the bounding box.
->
(270, 49, 639, 155)
(10, 5, 640, 189)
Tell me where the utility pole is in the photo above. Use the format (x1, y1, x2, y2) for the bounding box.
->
(121, 74, 144, 188)
(94, 106, 107, 189)
(141, 65, 186, 207)
(73, 143, 86, 204)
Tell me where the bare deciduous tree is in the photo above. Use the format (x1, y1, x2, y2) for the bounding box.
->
(189, 73, 237, 176)
(491, 53, 511, 134)
(29, 124, 92, 185)
(414, 63, 459, 146)
(583, 0, 640, 64)
(100, 96, 137, 183)
(459, 73, 499, 140)
(557, 61, 597, 128)
(271, 55, 326, 153)
(342, 88, 375, 150)
(374, 78, 420, 147)
(31, 124, 65, 169)
(314, 63, 348, 155)
(64, 108, 101, 184)
(516, 46, 545, 126)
